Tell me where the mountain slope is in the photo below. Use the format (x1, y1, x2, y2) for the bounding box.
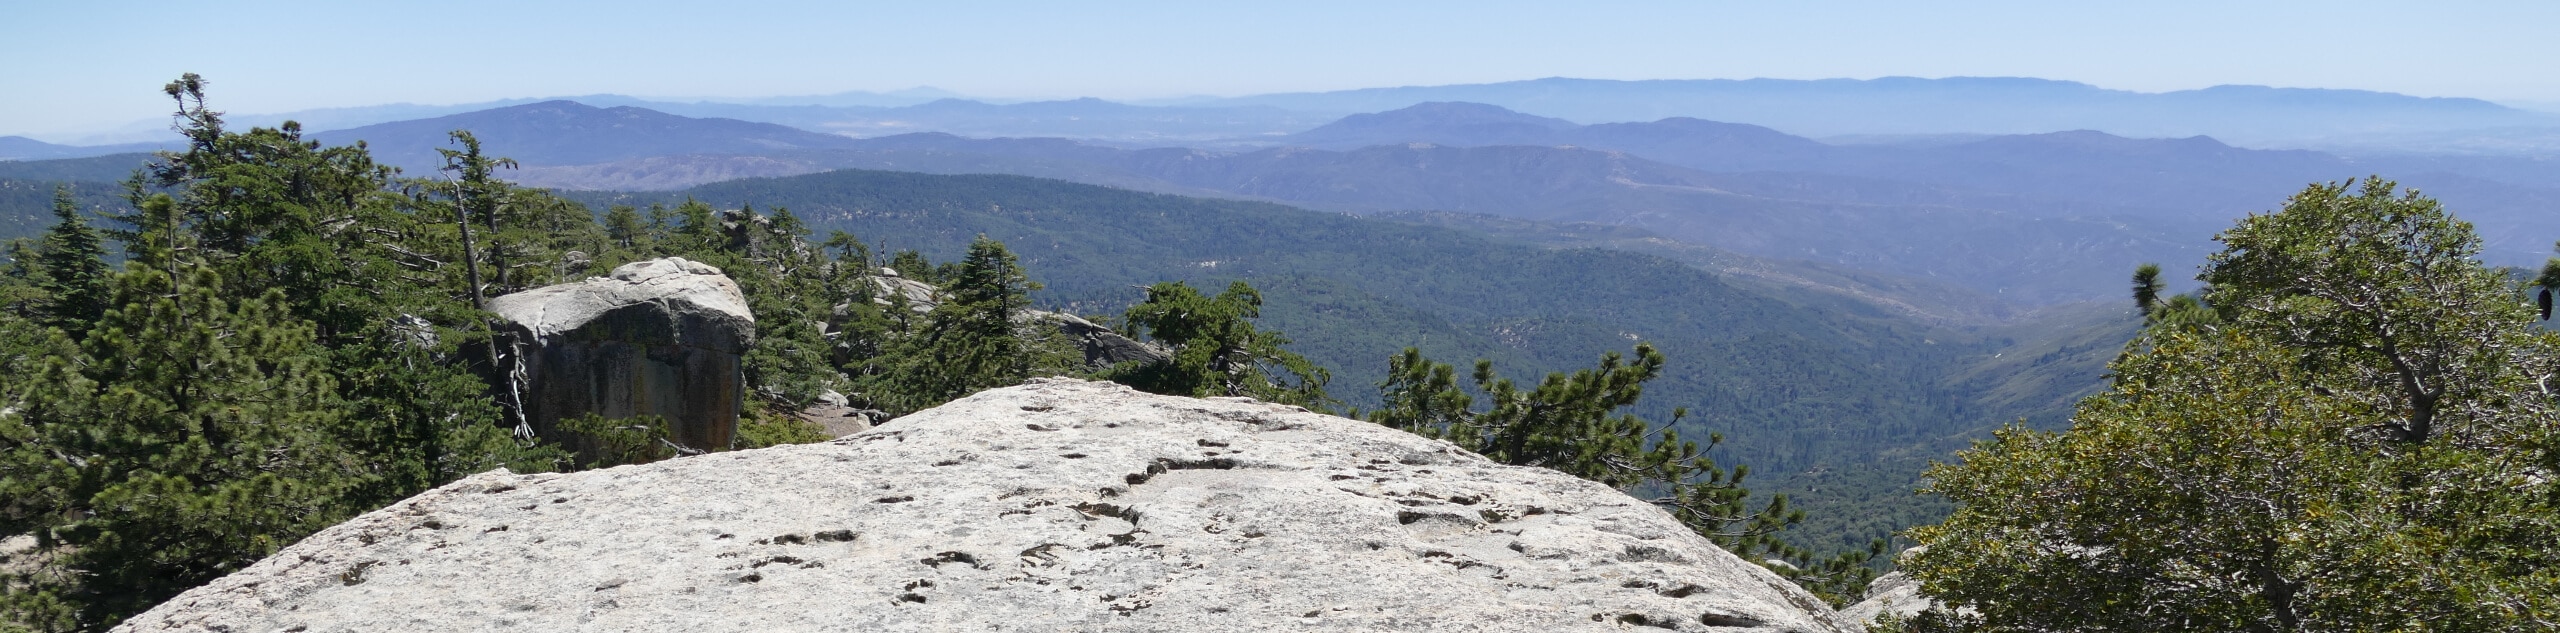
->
(0, 160, 2128, 550)
(554, 168, 2134, 552)
(1284, 101, 1578, 148)
(56, 100, 2556, 306)
(1, 136, 84, 161)
(0, 137, 167, 161)
(564, 169, 2096, 452)
(549, 137, 2196, 303)
(0, 153, 154, 183)
(1185, 76, 2559, 146)
(310, 100, 866, 172)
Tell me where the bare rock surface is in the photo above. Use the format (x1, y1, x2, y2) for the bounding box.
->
(491, 257, 754, 452)
(1838, 571, 1926, 627)
(1032, 310, 1173, 370)
(116, 379, 1854, 633)
(1840, 548, 1934, 627)
(492, 257, 751, 338)
(870, 271, 939, 312)
(793, 390, 882, 437)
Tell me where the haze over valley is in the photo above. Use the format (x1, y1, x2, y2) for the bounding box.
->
(11, 72, 2554, 555)
(7, 4, 2559, 629)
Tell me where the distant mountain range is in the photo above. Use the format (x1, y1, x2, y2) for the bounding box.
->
(0, 135, 168, 161)
(309, 101, 867, 171)
(19, 76, 2560, 154)
(12, 97, 2560, 308)
(247, 98, 2557, 303)
(1175, 77, 2560, 148)
(10, 89, 2548, 551)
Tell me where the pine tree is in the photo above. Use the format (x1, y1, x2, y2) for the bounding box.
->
(1114, 280, 1331, 408)
(602, 204, 648, 264)
(1, 78, 560, 630)
(1, 264, 365, 629)
(1900, 178, 2560, 632)
(34, 187, 110, 335)
(2130, 262, 2163, 317)
(1366, 343, 1878, 601)
(865, 236, 1040, 414)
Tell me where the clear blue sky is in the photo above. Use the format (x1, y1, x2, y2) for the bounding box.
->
(4, 0, 2555, 139)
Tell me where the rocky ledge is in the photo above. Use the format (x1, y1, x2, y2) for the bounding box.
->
(115, 379, 1855, 632)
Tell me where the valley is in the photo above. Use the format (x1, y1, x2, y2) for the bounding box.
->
(3, 78, 2551, 569)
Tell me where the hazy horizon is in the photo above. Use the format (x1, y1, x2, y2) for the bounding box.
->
(7, 1, 2558, 140)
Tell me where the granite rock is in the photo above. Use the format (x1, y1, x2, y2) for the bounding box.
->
(1030, 310, 1172, 371)
(118, 379, 1854, 632)
(489, 257, 754, 453)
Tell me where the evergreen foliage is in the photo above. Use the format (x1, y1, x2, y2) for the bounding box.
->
(0, 76, 890, 631)
(1, 264, 364, 627)
(1899, 178, 2560, 632)
(1369, 343, 1883, 605)
(1114, 280, 1332, 409)
(556, 168, 2128, 558)
(2129, 262, 2162, 317)
(33, 188, 109, 335)
(0, 79, 2040, 627)
(861, 236, 1069, 415)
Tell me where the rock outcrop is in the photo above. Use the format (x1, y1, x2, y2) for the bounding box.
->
(791, 389, 881, 437)
(490, 257, 755, 453)
(870, 269, 938, 312)
(117, 379, 1856, 632)
(1839, 571, 1928, 627)
(863, 268, 1170, 372)
(1034, 310, 1172, 370)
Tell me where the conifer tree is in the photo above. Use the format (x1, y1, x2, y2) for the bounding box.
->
(34, 187, 109, 335)
(1367, 343, 1878, 603)
(2130, 262, 2163, 317)
(1, 264, 364, 629)
(603, 204, 648, 261)
(866, 236, 1043, 414)
(1899, 178, 2560, 632)
(1115, 280, 1331, 408)
(2, 77, 557, 630)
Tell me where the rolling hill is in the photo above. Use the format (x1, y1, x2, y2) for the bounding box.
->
(309, 100, 867, 172)
(557, 168, 2138, 550)
(1179, 76, 2560, 147)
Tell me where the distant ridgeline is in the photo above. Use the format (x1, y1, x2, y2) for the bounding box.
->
(17, 76, 2560, 632)
(0, 149, 2129, 563)
(558, 169, 2137, 549)
(0, 159, 2129, 549)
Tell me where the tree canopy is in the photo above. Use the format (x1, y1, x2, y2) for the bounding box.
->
(0, 75, 1898, 630)
(1113, 280, 1332, 409)
(1897, 178, 2560, 632)
(1368, 343, 1884, 605)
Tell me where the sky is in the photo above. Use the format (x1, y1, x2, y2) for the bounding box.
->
(5, 0, 2557, 140)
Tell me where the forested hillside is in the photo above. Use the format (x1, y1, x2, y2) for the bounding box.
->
(560, 169, 2135, 549)
(30, 99, 2559, 306)
(0, 154, 2136, 565)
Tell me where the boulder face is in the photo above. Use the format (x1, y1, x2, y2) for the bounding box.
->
(1839, 551, 1933, 627)
(489, 257, 755, 453)
(1033, 310, 1172, 370)
(115, 379, 1855, 632)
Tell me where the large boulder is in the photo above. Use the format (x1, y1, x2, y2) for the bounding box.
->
(1838, 571, 1928, 627)
(1032, 310, 1172, 370)
(115, 379, 1856, 632)
(870, 269, 939, 312)
(489, 257, 755, 453)
(1839, 549, 1932, 627)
